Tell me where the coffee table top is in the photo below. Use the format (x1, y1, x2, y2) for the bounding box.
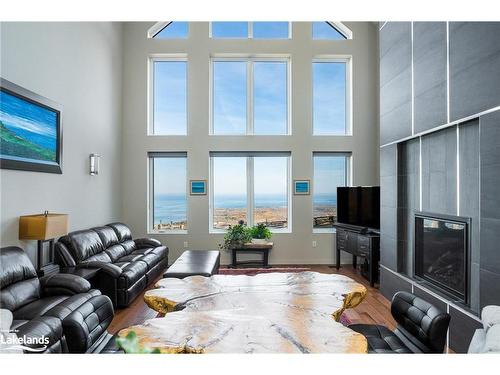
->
(119, 271, 367, 353)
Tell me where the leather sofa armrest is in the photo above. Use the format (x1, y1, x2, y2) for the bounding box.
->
(134, 238, 162, 248)
(40, 273, 91, 296)
(77, 261, 122, 278)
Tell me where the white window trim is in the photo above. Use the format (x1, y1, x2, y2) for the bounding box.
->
(148, 152, 189, 235)
(312, 152, 352, 234)
(209, 153, 292, 234)
(209, 22, 292, 39)
(312, 56, 353, 136)
(209, 55, 291, 136)
(148, 55, 188, 136)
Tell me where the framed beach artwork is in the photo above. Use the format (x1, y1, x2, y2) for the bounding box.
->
(0, 78, 63, 174)
(294, 180, 310, 195)
(190, 180, 207, 195)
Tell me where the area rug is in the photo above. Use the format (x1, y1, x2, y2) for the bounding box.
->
(218, 267, 311, 276)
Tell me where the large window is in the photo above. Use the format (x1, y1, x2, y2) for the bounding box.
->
(211, 153, 290, 231)
(149, 153, 187, 232)
(151, 58, 187, 135)
(211, 22, 289, 39)
(313, 153, 350, 231)
(312, 59, 349, 135)
(212, 58, 289, 135)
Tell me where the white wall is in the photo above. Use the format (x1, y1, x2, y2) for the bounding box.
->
(121, 22, 379, 265)
(0, 22, 123, 263)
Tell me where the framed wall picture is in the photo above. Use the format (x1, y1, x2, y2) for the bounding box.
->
(0, 78, 63, 174)
(294, 180, 310, 195)
(190, 180, 207, 195)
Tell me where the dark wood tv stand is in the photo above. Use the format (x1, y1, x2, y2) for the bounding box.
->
(333, 223, 380, 287)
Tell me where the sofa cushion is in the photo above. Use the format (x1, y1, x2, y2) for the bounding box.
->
(0, 247, 41, 311)
(117, 254, 143, 263)
(107, 223, 133, 242)
(43, 290, 101, 320)
(92, 226, 119, 248)
(120, 240, 136, 254)
(131, 247, 155, 256)
(104, 244, 128, 262)
(60, 230, 105, 262)
(13, 295, 69, 320)
(117, 261, 148, 289)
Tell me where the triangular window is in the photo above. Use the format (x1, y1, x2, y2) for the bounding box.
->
(312, 22, 351, 40)
(149, 22, 188, 39)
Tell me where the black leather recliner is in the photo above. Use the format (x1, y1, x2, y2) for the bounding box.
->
(55, 222, 168, 308)
(349, 291, 451, 353)
(0, 246, 114, 353)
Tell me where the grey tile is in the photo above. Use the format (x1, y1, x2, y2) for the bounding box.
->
(381, 175, 397, 208)
(380, 25, 412, 87)
(380, 267, 413, 301)
(480, 268, 500, 308)
(380, 145, 398, 177)
(379, 22, 411, 61)
(380, 102, 412, 144)
(450, 22, 500, 121)
(380, 235, 397, 271)
(480, 164, 500, 220)
(470, 262, 480, 314)
(414, 284, 448, 312)
(413, 22, 447, 132)
(380, 67, 412, 116)
(479, 218, 500, 274)
(381, 205, 397, 238)
(449, 306, 482, 353)
(480, 110, 500, 167)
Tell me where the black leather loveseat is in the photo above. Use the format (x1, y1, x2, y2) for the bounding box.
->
(55, 223, 168, 308)
(0, 246, 114, 353)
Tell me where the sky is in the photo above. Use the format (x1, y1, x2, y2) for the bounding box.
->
(155, 22, 188, 38)
(313, 155, 347, 195)
(312, 22, 346, 40)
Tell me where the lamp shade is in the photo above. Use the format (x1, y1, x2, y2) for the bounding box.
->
(19, 213, 68, 240)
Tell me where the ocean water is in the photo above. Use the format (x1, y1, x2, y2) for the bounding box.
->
(153, 193, 337, 224)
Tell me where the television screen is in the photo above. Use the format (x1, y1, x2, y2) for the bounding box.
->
(337, 186, 380, 229)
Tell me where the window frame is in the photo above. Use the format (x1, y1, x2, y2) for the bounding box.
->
(209, 56, 291, 136)
(312, 56, 353, 136)
(312, 22, 353, 40)
(209, 22, 292, 39)
(148, 152, 189, 235)
(148, 55, 188, 136)
(147, 21, 189, 39)
(209, 152, 292, 234)
(312, 152, 352, 234)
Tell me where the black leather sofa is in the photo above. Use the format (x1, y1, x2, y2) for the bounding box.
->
(0, 246, 114, 353)
(349, 291, 451, 353)
(55, 222, 168, 308)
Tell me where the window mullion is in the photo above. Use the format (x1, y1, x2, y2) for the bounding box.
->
(247, 60, 253, 135)
(247, 157, 254, 226)
(248, 22, 253, 38)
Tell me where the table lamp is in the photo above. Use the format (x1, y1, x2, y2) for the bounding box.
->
(19, 211, 68, 276)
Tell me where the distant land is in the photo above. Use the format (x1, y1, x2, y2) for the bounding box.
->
(0, 121, 56, 162)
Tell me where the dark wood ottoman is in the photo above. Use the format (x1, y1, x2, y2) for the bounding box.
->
(163, 250, 220, 279)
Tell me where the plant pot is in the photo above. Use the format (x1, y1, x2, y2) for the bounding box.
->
(251, 238, 268, 245)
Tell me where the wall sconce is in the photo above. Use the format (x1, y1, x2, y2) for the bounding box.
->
(89, 154, 100, 176)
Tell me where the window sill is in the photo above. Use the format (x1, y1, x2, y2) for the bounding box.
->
(209, 229, 292, 235)
(148, 230, 188, 235)
(313, 228, 337, 234)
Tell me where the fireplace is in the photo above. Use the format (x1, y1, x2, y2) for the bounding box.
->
(414, 212, 470, 305)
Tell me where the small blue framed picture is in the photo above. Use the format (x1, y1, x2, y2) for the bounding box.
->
(190, 180, 207, 195)
(294, 180, 310, 195)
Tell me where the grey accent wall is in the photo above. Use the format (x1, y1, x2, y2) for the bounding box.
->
(379, 23, 500, 351)
(413, 22, 447, 133)
(479, 110, 500, 308)
(450, 23, 500, 121)
(0, 22, 123, 264)
(379, 22, 412, 145)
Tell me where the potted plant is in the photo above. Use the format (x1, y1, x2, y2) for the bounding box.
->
(249, 223, 272, 244)
(219, 221, 252, 251)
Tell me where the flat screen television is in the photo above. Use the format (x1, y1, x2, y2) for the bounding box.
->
(337, 186, 380, 229)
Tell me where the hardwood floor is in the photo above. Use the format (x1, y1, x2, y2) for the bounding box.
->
(108, 264, 396, 334)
